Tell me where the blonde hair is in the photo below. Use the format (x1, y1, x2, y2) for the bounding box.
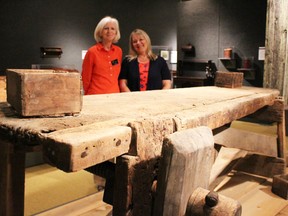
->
(94, 16, 121, 43)
(127, 29, 157, 61)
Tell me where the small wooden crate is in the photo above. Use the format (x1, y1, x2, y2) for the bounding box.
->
(215, 71, 243, 88)
(6, 69, 82, 117)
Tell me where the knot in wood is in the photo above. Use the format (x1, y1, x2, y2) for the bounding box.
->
(205, 191, 219, 207)
(116, 139, 121, 146)
(81, 151, 88, 158)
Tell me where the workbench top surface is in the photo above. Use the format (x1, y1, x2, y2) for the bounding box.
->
(0, 86, 279, 171)
(0, 86, 279, 131)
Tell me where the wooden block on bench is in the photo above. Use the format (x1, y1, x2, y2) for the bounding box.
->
(215, 71, 243, 88)
(6, 69, 82, 117)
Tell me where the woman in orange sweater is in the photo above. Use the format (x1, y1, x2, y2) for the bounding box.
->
(82, 16, 122, 95)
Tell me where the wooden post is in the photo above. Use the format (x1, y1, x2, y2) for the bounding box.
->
(113, 155, 140, 216)
(153, 126, 215, 216)
(0, 138, 26, 216)
(248, 97, 287, 165)
(264, 0, 288, 105)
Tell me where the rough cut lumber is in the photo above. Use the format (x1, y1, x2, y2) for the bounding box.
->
(249, 97, 287, 161)
(0, 86, 280, 172)
(154, 126, 215, 216)
(43, 125, 132, 171)
(0, 86, 281, 216)
(234, 154, 285, 178)
(172, 87, 279, 131)
(113, 155, 140, 216)
(248, 97, 285, 123)
(6, 69, 82, 117)
(214, 71, 243, 88)
(128, 118, 174, 160)
(264, 0, 288, 104)
(214, 127, 278, 157)
(209, 147, 247, 186)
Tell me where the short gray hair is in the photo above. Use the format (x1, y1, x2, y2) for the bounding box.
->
(94, 16, 121, 43)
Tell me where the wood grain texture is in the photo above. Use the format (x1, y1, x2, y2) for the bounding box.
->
(234, 154, 285, 178)
(264, 0, 288, 104)
(214, 127, 278, 157)
(186, 187, 242, 216)
(6, 69, 82, 117)
(216, 171, 288, 216)
(154, 126, 215, 216)
(113, 155, 140, 216)
(215, 71, 243, 88)
(43, 126, 132, 171)
(0, 86, 280, 172)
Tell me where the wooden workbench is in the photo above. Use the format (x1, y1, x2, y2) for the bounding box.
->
(0, 86, 284, 215)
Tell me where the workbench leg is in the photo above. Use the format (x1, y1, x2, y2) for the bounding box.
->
(276, 99, 286, 166)
(113, 155, 140, 216)
(0, 139, 26, 216)
(248, 97, 287, 166)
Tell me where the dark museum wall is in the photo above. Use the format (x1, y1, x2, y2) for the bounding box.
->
(0, 0, 177, 74)
(0, 0, 268, 166)
(178, 0, 267, 87)
(0, 0, 266, 80)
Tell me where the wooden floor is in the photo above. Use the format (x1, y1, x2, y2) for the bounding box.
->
(216, 170, 288, 216)
(33, 169, 288, 216)
(35, 192, 112, 216)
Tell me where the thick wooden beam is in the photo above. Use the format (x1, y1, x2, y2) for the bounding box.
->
(153, 126, 215, 216)
(209, 147, 247, 187)
(234, 154, 285, 177)
(214, 127, 278, 157)
(113, 155, 140, 216)
(248, 97, 285, 123)
(128, 118, 175, 160)
(43, 125, 132, 172)
(264, 0, 288, 104)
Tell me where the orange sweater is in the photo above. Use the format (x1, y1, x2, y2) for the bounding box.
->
(82, 43, 122, 95)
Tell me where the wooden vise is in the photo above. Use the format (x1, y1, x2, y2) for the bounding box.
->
(113, 126, 242, 216)
(153, 126, 241, 216)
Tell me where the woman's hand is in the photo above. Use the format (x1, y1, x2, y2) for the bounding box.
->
(119, 79, 131, 92)
(162, 80, 172, 89)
